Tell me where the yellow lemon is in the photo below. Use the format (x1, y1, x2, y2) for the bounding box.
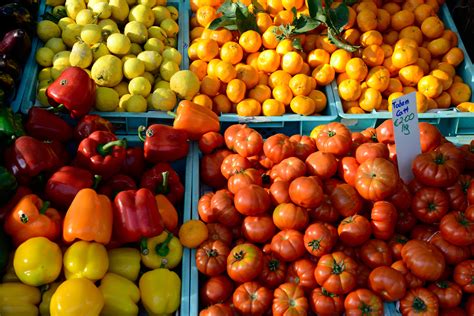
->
(107, 33, 131, 55)
(152, 6, 171, 24)
(129, 4, 155, 28)
(159, 60, 179, 81)
(44, 37, 66, 54)
(137, 50, 162, 73)
(144, 38, 165, 53)
(162, 47, 181, 65)
(160, 18, 179, 37)
(148, 88, 176, 111)
(37, 20, 61, 42)
(123, 57, 145, 79)
(129, 77, 152, 97)
(113, 82, 130, 97)
(35, 47, 55, 67)
(124, 94, 147, 112)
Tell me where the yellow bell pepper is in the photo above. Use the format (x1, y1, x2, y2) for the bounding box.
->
(63, 240, 108, 281)
(13, 237, 62, 286)
(139, 268, 181, 316)
(99, 273, 140, 316)
(50, 278, 104, 316)
(141, 232, 183, 269)
(2, 253, 19, 283)
(39, 282, 60, 316)
(0, 282, 41, 316)
(107, 248, 141, 281)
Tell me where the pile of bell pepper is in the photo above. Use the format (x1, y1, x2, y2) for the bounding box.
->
(0, 98, 216, 315)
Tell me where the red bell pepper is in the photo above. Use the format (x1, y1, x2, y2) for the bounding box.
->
(0, 186, 32, 223)
(76, 131, 127, 179)
(74, 114, 114, 141)
(46, 67, 96, 118)
(112, 188, 164, 244)
(25, 107, 73, 142)
(98, 174, 137, 199)
(140, 163, 184, 204)
(4, 136, 60, 184)
(138, 124, 189, 163)
(45, 166, 101, 211)
(44, 140, 70, 168)
(122, 146, 145, 180)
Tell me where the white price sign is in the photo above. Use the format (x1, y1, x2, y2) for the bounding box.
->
(391, 92, 421, 182)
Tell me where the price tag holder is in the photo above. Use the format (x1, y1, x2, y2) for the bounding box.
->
(391, 92, 421, 182)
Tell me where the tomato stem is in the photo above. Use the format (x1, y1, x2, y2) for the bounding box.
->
(412, 297, 427, 312)
(331, 259, 345, 275)
(234, 250, 244, 260)
(321, 287, 335, 297)
(359, 302, 373, 315)
(206, 248, 218, 257)
(308, 239, 322, 251)
(328, 130, 336, 137)
(268, 259, 280, 272)
(434, 154, 446, 165)
(436, 281, 448, 289)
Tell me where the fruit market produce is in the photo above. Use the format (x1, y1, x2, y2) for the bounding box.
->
(0, 112, 194, 315)
(187, 121, 474, 315)
(34, 0, 181, 113)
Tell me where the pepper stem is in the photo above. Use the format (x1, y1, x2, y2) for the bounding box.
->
(157, 171, 170, 195)
(97, 139, 127, 156)
(39, 201, 50, 214)
(167, 111, 177, 118)
(156, 233, 173, 257)
(46, 104, 65, 113)
(140, 238, 149, 255)
(92, 175, 102, 190)
(138, 125, 147, 142)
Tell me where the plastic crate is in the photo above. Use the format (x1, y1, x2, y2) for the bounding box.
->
(333, 4, 474, 134)
(188, 137, 401, 316)
(122, 135, 194, 316)
(17, 0, 187, 134)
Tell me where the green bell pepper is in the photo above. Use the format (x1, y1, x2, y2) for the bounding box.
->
(0, 166, 17, 205)
(0, 107, 25, 145)
(0, 230, 10, 276)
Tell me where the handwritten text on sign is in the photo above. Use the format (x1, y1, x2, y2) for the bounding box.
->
(391, 92, 421, 182)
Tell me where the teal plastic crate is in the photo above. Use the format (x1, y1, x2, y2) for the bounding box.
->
(120, 135, 194, 316)
(333, 4, 474, 134)
(17, 0, 187, 134)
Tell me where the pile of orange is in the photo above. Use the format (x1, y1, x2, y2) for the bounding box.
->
(334, 0, 472, 114)
(187, 0, 332, 116)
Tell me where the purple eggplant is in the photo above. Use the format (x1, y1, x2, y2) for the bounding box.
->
(0, 3, 34, 37)
(0, 29, 31, 62)
(0, 55, 20, 81)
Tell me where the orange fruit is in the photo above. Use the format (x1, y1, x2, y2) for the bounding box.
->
(399, 65, 424, 87)
(442, 30, 458, 48)
(442, 48, 464, 67)
(436, 62, 456, 77)
(356, 1, 377, 13)
(388, 92, 405, 111)
(188, 42, 199, 60)
(418, 47, 432, 64)
(282, 0, 303, 10)
(239, 30, 262, 54)
(330, 49, 352, 73)
(359, 87, 382, 112)
(383, 57, 399, 77)
(190, 16, 200, 28)
(448, 82, 471, 105)
(427, 38, 451, 57)
(316, 35, 337, 53)
(304, 34, 319, 52)
(381, 44, 393, 58)
(430, 69, 452, 91)
(258, 71, 269, 85)
(421, 17, 444, 39)
(343, 29, 361, 45)
(360, 30, 383, 47)
(347, 107, 366, 114)
(338, 79, 362, 101)
(391, 46, 419, 69)
(376, 9, 391, 32)
(415, 92, 429, 113)
(383, 78, 403, 97)
(414, 4, 435, 26)
(192, 94, 213, 109)
(357, 10, 377, 32)
(200, 75, 221, 97)
(426, 0, 440, 12)
(179, 220, 208, 248)
(430, 58, 441, 71)
(213, 94, 231, 113)
(346, 58, 368, 81)
(362, 45, 384, 67)
(246, 52, 260, 70)
(343, 6, 357, 30)
(248, 84, 272, 103)
(336, 72, 351, 85)
(289, 74, 313, 96)
(207, 58, 221, 77)
(216, 61, 237, 83)
(391, 10, 415, 31)
(426, 97, 438, 110)
(236, 64, 259, 89)
(307, 49, 330, 68)
(257, 50, 281, 73)
(403, 86, 417, 94)
(383, 2, 401, 14)
(383, 30, 399, 46)
(342, 100, 359, 111)
(200, 28, 212, 40)
(457, 102, 474, 112)
(256, 12, 273, 34)
(312, 64, 335, 86)
(273, 85, 293, 105)
(308, 90, 327, 113)
(269, 70, 292, 89)
(299, 63, 311, 75)
(418, 75, 443, 98)
(402, 0, 424, 11)
(226, 79, 247, 103)
(267, 0, 283, 16)
(366, 66, 390, 92)
(434, 91, 452, 108)
(273, 10, 294, 26)
(290, 95, 316, 116)
(276, 39, 296, 55)
(191, 27, 204, 41)
(236, 98, 261, 116)
(262, 26, 280, 49)
(220, 42, 243, 65)
(196, 39, 219, 62)
(262, 99, 286, 116)
(416, 58, 430, 75)
(190, 60, 208, 81)
(209, 29, 233, 46)
(453, 75, 463, 84)
(281, 52, 304, 75)
(394, 38, 418, 51)
(399, 26, 423, 46)
(196, 6, 218, 27)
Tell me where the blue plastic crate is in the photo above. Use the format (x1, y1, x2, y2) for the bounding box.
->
(122, 135, 194, 316)
(17, 0, 187, 134)
(333, 4, 474, 134)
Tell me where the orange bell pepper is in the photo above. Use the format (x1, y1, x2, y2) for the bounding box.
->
(172, 100, 220, 140)
(63, 188, 113, 244)
(4, 195, 61, 246)
(156, 194, 178, 232)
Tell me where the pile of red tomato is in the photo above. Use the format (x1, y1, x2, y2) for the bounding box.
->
(193, 121, 474, 315)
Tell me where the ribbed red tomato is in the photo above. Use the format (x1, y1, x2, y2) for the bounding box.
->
(200, 275, 234, 306)
(316, 122, 352, 156)
(355, 142, 389, 164)
(310, 287, 344, 316)
(242, 215, 276, 244)
(305, 151, 338, 179)
(395, 209, 417, 234)
(401, 239, 446, 281)
(269, 180, 291, 205)
(359, 239, 393, 269)
(227, 168, 263, 194)
(201, 149, 232, 189)
(368, 266, 407, 301)
(453, 260, 474, 293)
(338, 156, 359, 187)
(440, 207, 474, 246)
(310, 196, 340, 224)
(259, 253, 287, 289)
(344, 289, 383, 316)
(233, 128, 263, 158)
(427, 281, 463, 308)
(224, 124, 247, 150)
(371, 201, 398, 240)
(289, 176, 323, 208)
(234, 184, 270, 216)
(199, 131, 225, 154)
(199, 192, 216, 223)
(211, 189, 242, 227)
(272, 283, 309, 316)
(196, 240, 231, 277)
(227, 243, 263, 283)
(400, 288, 439, 316)
(289, 134, 317, 161)
(375, 119, 394, 144)
(271, 229, 306, 262)
(304, 222, 337, 257)
(361, 127, 378, 143)
(411, 187, 450, 224)
(337, 215, 372, 247)
(446, 175, 472, 212)
(199, 303, 233, 316)
(391, 260, 425, 289)
(355, 158, 399, 201)
(232, 282, 272, 315)
(263, 133, 296, 164)
(330, 183, 364, 217)
(220, 154, 252, 179)
(389, 234, 409, 260)
(314, 252, 358, 295)
(273, 203, 309, 231)
(206, 223, 233, 245)
(274, 157, 306, 182)
(388, 182, 412, 211)
(286, 258, 318, 292)
(429, 232, 471, 265)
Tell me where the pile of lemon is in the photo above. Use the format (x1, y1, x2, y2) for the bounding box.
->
(36, 0, 181, 112)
